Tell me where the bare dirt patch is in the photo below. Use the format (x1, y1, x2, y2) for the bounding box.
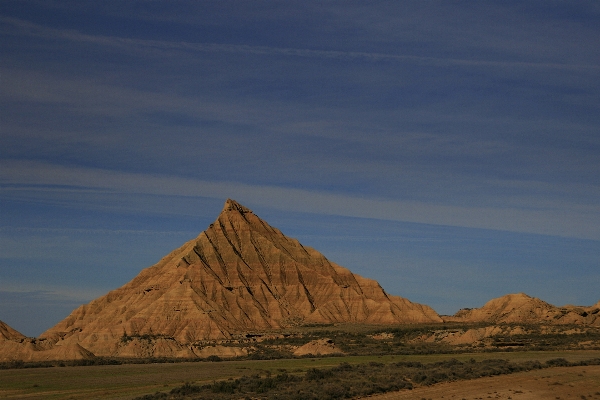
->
(370, 365, 600, 400)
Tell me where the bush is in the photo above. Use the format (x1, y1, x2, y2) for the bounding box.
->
(305, 367, 333, 380)
(546, 358, 570, 367)
(170, 382, 202, 396)
(132, 356, 599, 400)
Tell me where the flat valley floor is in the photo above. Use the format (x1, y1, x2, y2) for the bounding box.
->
(371, 365, 600, 400)
(2, 351, 600, 399)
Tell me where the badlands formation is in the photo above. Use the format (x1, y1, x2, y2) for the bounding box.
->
(446, 292, 600, 326)
(416, 293, 600, 347)
(0, 200, 597, 362)
(0, 199, 439, 361)
(0, 320, 24, 341)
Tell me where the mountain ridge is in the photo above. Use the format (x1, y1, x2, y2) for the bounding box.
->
(0, 320, 25, 341)
(445, 292, 600, 325)
(1, 200, 598, 362)
(35, 199, 441, 358)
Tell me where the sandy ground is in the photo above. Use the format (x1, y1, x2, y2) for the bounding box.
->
(368, 365, 600, 400)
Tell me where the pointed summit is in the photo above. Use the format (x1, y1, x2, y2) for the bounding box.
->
(36, 200, 441, 358)
(0, 320, 25, 341)
(222, 198, 252, 214)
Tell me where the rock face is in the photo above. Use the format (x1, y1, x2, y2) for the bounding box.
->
(445, 293, 600, 326)
(36, 199, 440, 358)
(0, 321, 95, 362)
(293, 338, 343, 356)
(0, 320, 25, 341)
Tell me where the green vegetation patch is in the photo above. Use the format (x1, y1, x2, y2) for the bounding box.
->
(134, 357, 600, 400)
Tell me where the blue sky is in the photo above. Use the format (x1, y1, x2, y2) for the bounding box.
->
(1, 1, 599, 337)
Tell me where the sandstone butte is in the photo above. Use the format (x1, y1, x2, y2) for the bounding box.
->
(1, 200, 598, 362)
(1, 199, 441, 361)
(0, 320, 25, 341)
(414, 293, 600, 347)
(445, 292, 600, 326)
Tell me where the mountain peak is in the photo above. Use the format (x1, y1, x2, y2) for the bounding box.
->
(0, 320, 26, 341)
(222, 198, 252, 214)
(38, 198, 441, 357)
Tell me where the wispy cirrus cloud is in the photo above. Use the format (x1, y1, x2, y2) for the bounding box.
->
(0, 285, 106, 336)
(0, 283, 104, 304)
(3, 15, 598, 72)
(2, 160, 599, 240)
(0, 226, 195, 236)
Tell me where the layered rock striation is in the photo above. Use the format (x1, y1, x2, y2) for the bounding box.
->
(7, 201, 596, 362)
(37, 199, 441, 358)
(0, 320, 25, 341)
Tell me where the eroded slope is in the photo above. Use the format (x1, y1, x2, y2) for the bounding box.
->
(37, 199, 440, 358)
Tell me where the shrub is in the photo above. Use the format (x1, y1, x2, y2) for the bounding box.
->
(546, 358, 570, 367)
(170, 382, 202, 396)
(132, 357, 599, 400)
(305, 367, 333, 381)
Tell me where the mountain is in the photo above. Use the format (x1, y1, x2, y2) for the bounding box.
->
(7, 200, 595, 362)
(37, 199, 441, 358)
(445, 293, 600, 326)
(0, 319, 98, 363)
(0, 320, 25, 341)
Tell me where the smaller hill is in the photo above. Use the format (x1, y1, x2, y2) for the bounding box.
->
(0, 320, 26, 341)
(445, 293, 600, 326)
(293, 338, 343, 356)
(0, 320, 102, 362)
(560, 301, 600, 326)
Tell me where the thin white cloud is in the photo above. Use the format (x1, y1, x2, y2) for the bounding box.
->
(0, 282, 105, 304)
(0, 226, 195, 236)
(0, 66, 295, 129)
(3, 16, 598, 72)
(2, 160, 599, 240)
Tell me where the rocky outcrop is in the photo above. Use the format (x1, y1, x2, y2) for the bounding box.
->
(293, 338, 343, 356)
(445, 293, 600, 326)
(194, 345, 247, 358)
(31, 199, 440, 359)
(0, 320, 25, 341)
(0, 320, 94, 362)
(416, 325, 533, 346)
(559, 302, 600, 326)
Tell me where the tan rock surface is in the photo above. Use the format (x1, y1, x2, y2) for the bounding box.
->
(445, 293, 600, 325)
(0, 321, 94, 362)
(34, 199, 440, 359)
(29, 343, 95, 362)
(194, 345, 247, 358)
(293, 338, 343, 356)
(112, 337, 196, 359)
(413, 325, 534, 347)
(561, 301, 600, 326)
(0, 320, 25, 341)
(0, 338, 94, 362)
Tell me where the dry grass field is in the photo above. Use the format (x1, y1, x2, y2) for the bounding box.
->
(371, 365, 600, 400)
(1, 351, 600, 399)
